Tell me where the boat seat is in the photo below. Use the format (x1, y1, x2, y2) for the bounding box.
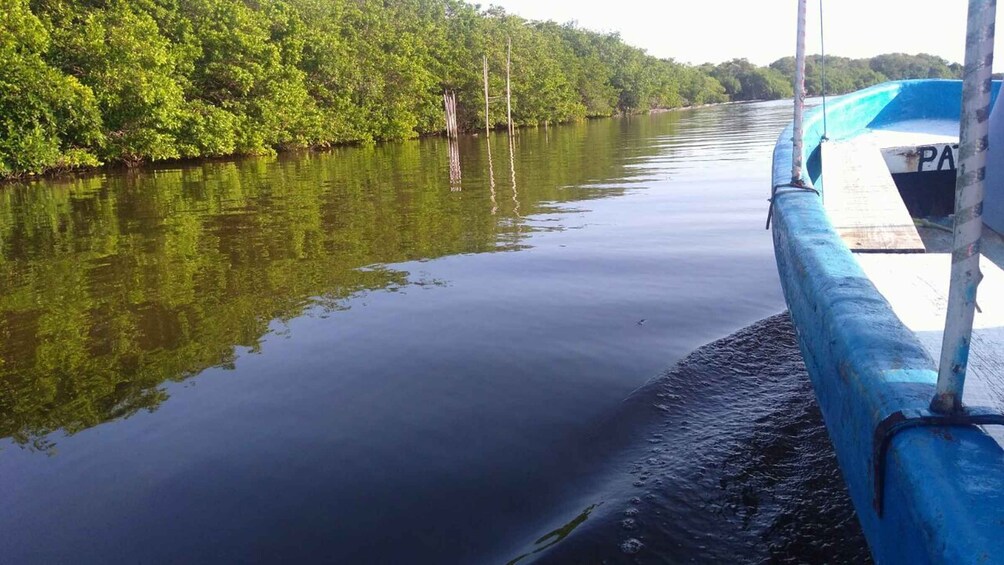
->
(820, 140, 926, 253)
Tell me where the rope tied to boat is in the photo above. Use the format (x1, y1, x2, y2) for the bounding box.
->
(765, 181, 820, 230)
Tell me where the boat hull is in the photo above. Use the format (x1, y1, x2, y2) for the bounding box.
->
(772, 80, 1004, 564)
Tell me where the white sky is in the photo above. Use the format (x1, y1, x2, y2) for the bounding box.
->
(471, 1, 1002, 68)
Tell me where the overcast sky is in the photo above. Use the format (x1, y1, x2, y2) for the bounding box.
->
(470, 1, 1001, 68)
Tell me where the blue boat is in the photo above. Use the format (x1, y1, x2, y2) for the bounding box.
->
(771, 1, 1004, 562)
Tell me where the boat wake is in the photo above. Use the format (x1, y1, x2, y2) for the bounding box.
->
(515, 313, 870, 564)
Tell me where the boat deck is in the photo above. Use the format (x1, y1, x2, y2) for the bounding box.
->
(833, 120, 1004, 441)
(858, 119, 960, 147)
(820, 140, 925, 251)
(856, 231, 1004, 427)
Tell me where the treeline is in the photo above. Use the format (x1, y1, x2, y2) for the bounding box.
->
(1, 0, 728, 179)
(699, 52, 963, 102)
(768, 53, 963, 97)
(0, 0, 966, 179)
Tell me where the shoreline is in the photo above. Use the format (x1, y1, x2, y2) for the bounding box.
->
(1, 100, 780, 188)
(650, 100, 753, 113)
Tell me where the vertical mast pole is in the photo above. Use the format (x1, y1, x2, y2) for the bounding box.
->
(933, 0, 997, 414)
(791, 0, 808, 184)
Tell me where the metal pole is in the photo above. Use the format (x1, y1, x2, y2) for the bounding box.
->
(791, 0, 808, 185)
(932, 0, 996, 414)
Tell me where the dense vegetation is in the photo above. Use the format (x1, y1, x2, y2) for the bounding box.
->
(1, 0, 965, 179)
(769, 53, 963, 97)
(700, 52, 963, 103)
(1, 0, 727, 179)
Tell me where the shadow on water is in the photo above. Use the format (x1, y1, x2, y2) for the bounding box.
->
(512, 313, 871, 564)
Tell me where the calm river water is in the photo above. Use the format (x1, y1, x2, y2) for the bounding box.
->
(0, 101, 869, 563)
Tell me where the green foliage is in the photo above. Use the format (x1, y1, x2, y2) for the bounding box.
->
(869, 53, 962, 80)
(769, 53, 962, 98)
(181, 0, 319, 153)
(0, 1, 970, 178)
(47, 1, 188, 162)
(0, 0, 102, 176)
(705, 59, 793, 101)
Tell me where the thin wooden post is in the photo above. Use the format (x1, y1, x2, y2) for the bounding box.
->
(442, 90, 458, 139)
(452, 92, 458, 136)
(483, 55, 490, 137)
(506, 36, 513, 136)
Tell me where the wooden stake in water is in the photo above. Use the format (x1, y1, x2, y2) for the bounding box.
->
(483, 55, 490, 137)
(506, 36, 513, 136)
(451, 91, 458, 137)
(443, 90, 458, 139)
(443, 91, 449, 137)
(483, 55, 496, 213)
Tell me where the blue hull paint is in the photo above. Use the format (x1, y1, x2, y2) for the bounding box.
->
(771, 80, 1004, 564)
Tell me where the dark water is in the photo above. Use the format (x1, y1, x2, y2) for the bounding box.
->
(0, 101, 866, 562)
(533, 314, 870, 564)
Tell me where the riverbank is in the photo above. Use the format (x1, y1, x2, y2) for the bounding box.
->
(0, 104, 732, 187)
(4, 0, 959, 183)
(651, 100, 753, 113)
(3, 0, 737, 182)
